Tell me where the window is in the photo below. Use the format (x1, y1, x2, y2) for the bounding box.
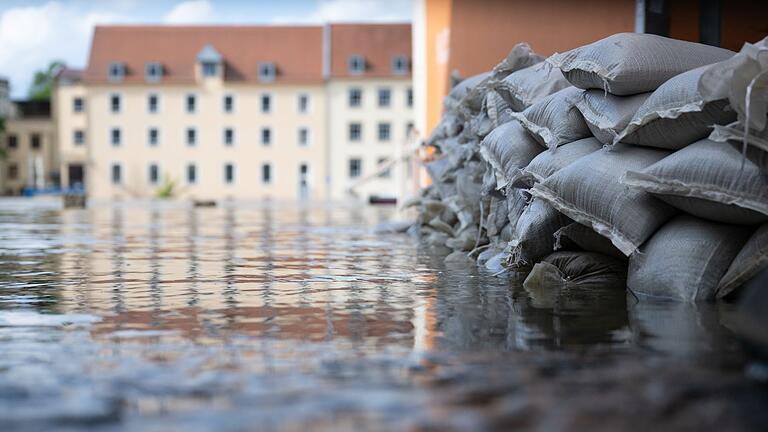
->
(111, 163, 122, 184)
(261, 94, 271, 113)
(7, 163, 18, 180)
(378, 88, 391, 107)
(145, 62, 162, 82)
(187, 163, 197, 184)
(202, 62, 218, 77)
(147, 94, 159, 113)
(7, 134, 17, 149)
(348, 55, 365, 74)
(392, 55, 409, 75)
(186, 128, 196, 146)
(73, 97, 84, 113)
(298, 127, 309, 146)
(148, 163, 159, 185)
(186, 94, 196, 113)
(261, 128, 272, 146)
(108, 63, 125, 82)
(348, 88, 362, 107)
(349, 158, 362, 178)
(224, 163, 235, 184)
(349, 123, 362, 142)
(378, 123, 391, 141)
(406, 87, 413, 108)
(378, 157, 391, 178)
(148, 128, 159, 147)
(74, 130, 85, 146)
(223, 95, 234, 113)
(258, 62, 276, 82)
(297, 94, 309, 113)
(406, 122, 415, 138)
(110, 94, 121, 113)
(224, 128, 234, 146)
(262, 163, 271, 184)
(111, 128, 121, 146)
(30, 134, 41, 149)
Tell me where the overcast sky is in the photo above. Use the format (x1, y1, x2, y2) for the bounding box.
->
(0, 0, 412, 98)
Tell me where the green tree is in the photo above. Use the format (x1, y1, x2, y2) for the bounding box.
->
(29, 60, 65, 101)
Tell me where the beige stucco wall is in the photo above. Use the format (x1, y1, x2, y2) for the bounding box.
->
(2, 117, 57, 194)
(86, 78, 327, 202)
(326, 78, 414, 201)
(53, 82, 88, 188)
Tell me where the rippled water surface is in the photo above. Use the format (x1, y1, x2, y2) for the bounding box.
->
(0, 198, 765, 431)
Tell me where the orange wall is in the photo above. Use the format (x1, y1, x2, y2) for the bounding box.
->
(425, 0, 453, 133)
(447, 0, 636, 79)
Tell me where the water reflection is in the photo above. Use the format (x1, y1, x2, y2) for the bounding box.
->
(0, 199, 759, 430)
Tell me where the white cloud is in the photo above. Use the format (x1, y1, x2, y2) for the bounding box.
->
(0, 1, 129, 98)
(272, 0, 412, 24)
(164, 0, 213, 24)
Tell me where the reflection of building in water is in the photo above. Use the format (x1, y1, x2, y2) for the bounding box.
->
(57, 205, 416, 345)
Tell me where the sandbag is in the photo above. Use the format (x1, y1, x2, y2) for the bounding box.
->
(497, 61, 571, 112)
(614, 65, 737, 149)
(484, 90, 514, 130)
(524, 251, 627, 307)
(508, 198, 572, 269)
(479, 121, 544, 189)
(506, 187, 530, 228)
(623, 139, 768, 225)
(575, 90, 650, 145)
(700, 36, 768, 133)
(547, 32, 734, 95)
(710, 121, 768, 153)
(511, 137, 603, 188)
(531, 144, 677, 256)
(510, 87, 590, 150)
(553, 222, 626, 260)
(718, 224, 768, 299)
(628, 214, 751, 301)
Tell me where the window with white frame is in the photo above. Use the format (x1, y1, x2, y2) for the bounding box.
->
(261, 127, 272, 146)
(406, 87, 413, 108)
(378, 122, 391, 141)
(145, 62, 162, 82)
(392, 55, 409, 75)
(111, 163, 122, 184)
(148, 163, 160, 185)
(73, 97, 84, 113)
(262, 163, 272, 184)
(73, 130, 85, 146)
(223, 94, 234, 113)
(348, 55, 365, 74)
(298, 127, 309, 146)
(261, 94, 271, 113)
(187, 163, 197, 184)
(258, 62, 276, 82)
(202, 62, 218, 77)
(148, 128, 159, 147)
(349, 158, 362, 178)
(186, 128, 196, 146)
(297, 93, 309, 113)
(147, 94, 159, 113)
(110, 94, 121, 113)
(348, 88, 362, 107)
(186, 94, 196, 113)
(224, 163, 235, 184)
(108, 63, 125, 82)
(349, 123, 362, 142)
(378, 88, 391, 107)
(110, 128, 121, 146)
(224, 128, 234, 146)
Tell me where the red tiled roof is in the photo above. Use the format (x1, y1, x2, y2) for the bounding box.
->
(329, 23, 412, 78)
(84, 25, 325, 84)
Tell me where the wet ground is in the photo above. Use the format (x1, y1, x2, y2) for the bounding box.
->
(0, 198, 765, 431)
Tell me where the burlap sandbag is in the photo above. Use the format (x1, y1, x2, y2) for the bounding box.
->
(623, 139, 768, 225)
(614, 65, 737, 149)
(531, 144, 677, 256)
(479, 121, 544, 189)
(511, 137, 602, 189)
(575, 90, 650, 145)
(718, 223, 768, 299)
(548, 32, 734, 96)
(628, 214, 751, 301)
(553, 222, 626, 260)
(497, 61, 571, 112)
(508, 198, 572, 269)
(509, 86, 590, 150)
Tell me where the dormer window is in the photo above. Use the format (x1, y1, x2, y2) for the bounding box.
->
(258, 62, 276, 83)
(202, 62, 218, 77)
(108, 62, 125, 82)
(348, 55, 365, 75)
(392, 55, 409, 75)
(196, 44, 223, 79)
(145, 62, 162, 83)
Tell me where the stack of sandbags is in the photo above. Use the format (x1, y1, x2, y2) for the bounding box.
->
(412, 32, 768, 303)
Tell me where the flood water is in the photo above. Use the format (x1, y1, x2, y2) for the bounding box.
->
(0, 198, 765, 431)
